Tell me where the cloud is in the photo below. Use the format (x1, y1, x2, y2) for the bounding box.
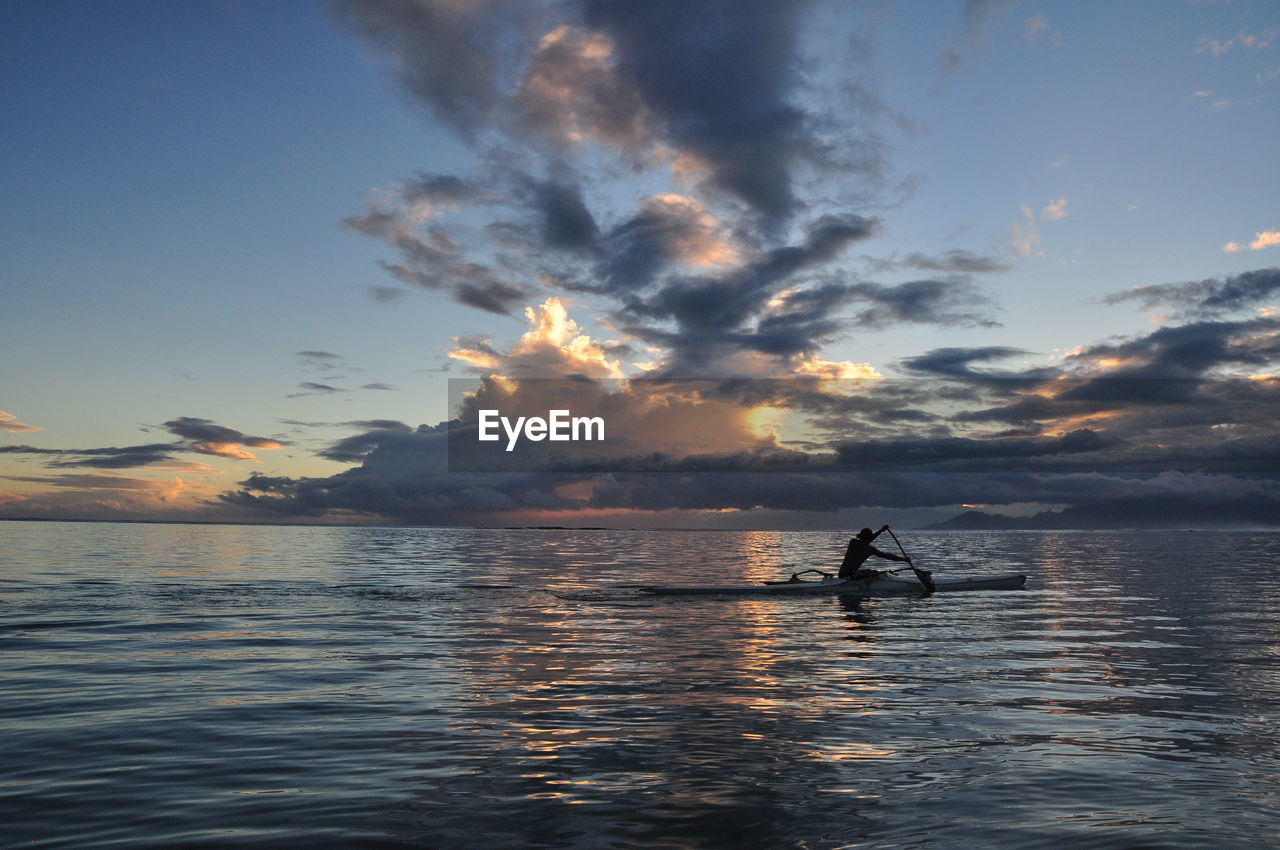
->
(331, 0, 930, 387)
(901, 250, 1012, 274)
(596, 193, 738, 293)
(525, 176, 600, 251)
(1009, 203, 1040, 257)
(1224, 231, 1280, 252)
(237, 4, 1280, 529)
(938, 0, 1011, 77)
(162, 417, 285, 461)
(1, 473, 223, 518)
(449, 296, 624, 379)
(0, 411, 41, 433)
(339, 0, 898, 233)
(1, 442, 189, 470)
(401, 172, 479, 213)
(606, 214, 893, 373)
(847, 279, 1000, 329)
(1041, 196, 1069, 221)
(340, 197, 530, 315)
(902, 346, 1048, 382)
(1102, 267, 1280, 318)
(512, 24, 654, 157)
(1024, 14, 1048, 44)
(331, 0, 539, 140)
(1196, 28, 1278, 57)
(582, 0, 820, 224)
(209, 316, 1280, 525)
(318, 421, 416, 463)
(1063, 317, 1280, 379)
(297, 350, 343, 363)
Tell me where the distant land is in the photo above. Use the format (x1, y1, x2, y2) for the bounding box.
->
(925, 499, 1280, 531)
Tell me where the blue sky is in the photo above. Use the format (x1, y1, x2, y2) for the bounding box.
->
(2, 0, 1278, 527)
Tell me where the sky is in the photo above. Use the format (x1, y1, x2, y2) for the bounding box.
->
(2, 0, 1279, 528)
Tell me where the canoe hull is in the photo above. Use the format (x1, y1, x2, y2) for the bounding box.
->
(640, 572, 1026, 596)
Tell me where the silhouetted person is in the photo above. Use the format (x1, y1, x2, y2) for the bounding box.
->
(839, 526, 911, 579)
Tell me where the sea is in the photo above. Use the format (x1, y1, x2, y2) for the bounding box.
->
(2, 521, 1279, 849)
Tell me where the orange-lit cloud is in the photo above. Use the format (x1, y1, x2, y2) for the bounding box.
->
(0, 411, 41, 433)
(190, 441, 281, 461)
(451, 297, 624, 379)
(1, 473, 223, 518)
(642, 193, 738, 267)
(793, 355, 882, 388)
(514, 25, 654, 157)
(1041, 196, 1069, 221)
(1224, 230, 1280, 252)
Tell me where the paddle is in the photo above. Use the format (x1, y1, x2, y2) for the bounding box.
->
(884, 526, 936, 593)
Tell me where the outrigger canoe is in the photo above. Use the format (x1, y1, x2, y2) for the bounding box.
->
(640, 571, 1026, 596)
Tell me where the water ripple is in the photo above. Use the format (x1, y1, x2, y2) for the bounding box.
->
(2, 524, 1279, 847)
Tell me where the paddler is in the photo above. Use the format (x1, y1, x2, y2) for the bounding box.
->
(839, 526, 912, 580)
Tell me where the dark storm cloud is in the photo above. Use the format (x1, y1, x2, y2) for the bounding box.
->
(292, 3, 1280, 529)
(901, 250, 1012, 274)
(346, 201, 530, 315)
(0, 443, 180, 469)
(900, 348, 1058, 405)
(330, 0, 537, 140)
(338, 0, 875, 229)
(222, 450, 1280, 522)
(318, 422, 417, 463)
(2, 417, 289, 471)
(454, 276, 529, 315)
(526, 176, 599, 251)
(1102, 268, 1280, 318)
(847, 279, 1000, 328)
(162, 417, 281, 448)
(278, 418, 411, 431)
(596, 199, 718, 294)
(1066, 317, 1280, 379)
(221, 423, 586, 522)
(49, 445, 184, 469)
(209, 357, 1280, 527)
(751, 283, 861, 356)
(610, 242, 1005, 372)
(401, 172, 479, 207)
(583, 469, 1280, 517)
(582, 0, 814, 224)
(334, 0, 910, 340)
(834, 429, 1117, 471)
(627, 214, 876, 331)
(903, 346, 1033, 379)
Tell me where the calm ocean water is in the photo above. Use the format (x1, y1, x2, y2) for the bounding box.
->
(2, 521, 1279, 848)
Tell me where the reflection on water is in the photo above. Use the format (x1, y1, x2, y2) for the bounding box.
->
(2, 523, 1280, 847)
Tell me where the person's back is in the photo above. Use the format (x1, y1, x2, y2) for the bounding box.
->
(838, 526, 907, 579)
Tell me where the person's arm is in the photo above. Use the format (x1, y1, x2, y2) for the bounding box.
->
(869, 546, 908, 562)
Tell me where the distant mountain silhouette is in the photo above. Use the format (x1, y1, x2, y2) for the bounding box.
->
(924, 498, 1280, 530)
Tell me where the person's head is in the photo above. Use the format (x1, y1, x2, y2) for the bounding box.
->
(856, 527, 875, 541)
